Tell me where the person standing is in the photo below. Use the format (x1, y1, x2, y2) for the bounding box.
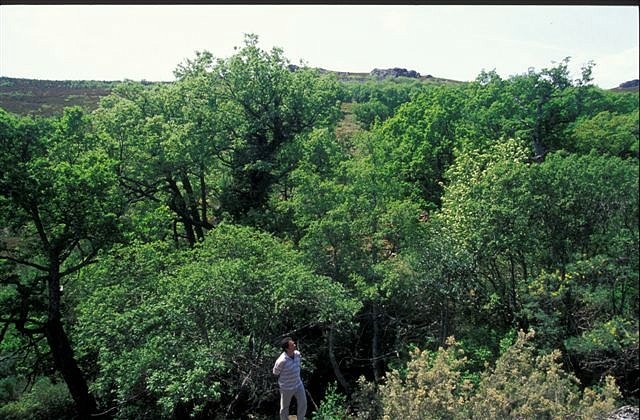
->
(273, 337, 307, 420)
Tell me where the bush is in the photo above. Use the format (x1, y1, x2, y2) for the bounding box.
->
(379, 337, 472, 419)
(469, 330, 620, 419)
(575, 376, 622, 419)
(348, 376, 382, 420)
(314, 382, 347, 419)
(378, 330, 621, 419)
(0, 376, 75, 420)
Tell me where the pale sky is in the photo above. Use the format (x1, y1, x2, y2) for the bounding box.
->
(1, 5, 638, 89)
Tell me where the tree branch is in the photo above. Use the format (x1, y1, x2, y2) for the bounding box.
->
(59, 248, 99, 278)
(29, 202, 51, 253)
(0, 255, 48, 272)
(0, 321, 11, 343)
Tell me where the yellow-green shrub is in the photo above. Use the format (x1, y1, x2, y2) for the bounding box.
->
(468, 330, 620, 419)
(378, 330, 621, 419)
(379, 337, 473, 419)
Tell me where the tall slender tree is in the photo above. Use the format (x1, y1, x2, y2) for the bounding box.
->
(0, 107, 125, 417)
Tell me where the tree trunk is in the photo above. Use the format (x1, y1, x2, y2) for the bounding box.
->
(439, 304, 450, 343)
(198, 167, 212, 229)
(45, 319, 98, 417)
(371, 303, 383, 383)
(166, 177, 197, 246)
(181, 174, 205, 241)
(532, 101, 546, 160)
(46, 270, 99, 418)
(327, 324, 350, 393)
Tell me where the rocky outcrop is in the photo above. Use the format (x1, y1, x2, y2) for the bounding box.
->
(370, 68, 421, 79)
(288, 67, 437, 83)
(607, 405, 639, 420)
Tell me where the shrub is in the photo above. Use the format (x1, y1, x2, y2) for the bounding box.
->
(348, 376, 382, 420)
(574, 375, 621, 419)
(468, 330, 579, 418)
(378, 330, 622, 419)
(0, 376, 75, 420)
(468, 330, 620, 419)
(314, 382, 347, 419)
(379, 337, 472, 419)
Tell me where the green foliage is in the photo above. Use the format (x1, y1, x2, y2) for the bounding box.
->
(0, 107, 125, 256)
(313, 382, 347, 419)
(377, 84, 467, 206)
(569, 110, 639, 159)
(72, 240, 184, 416)
(0, 347, 19, 404)
(346, 376, 381, 420)
(211, 34, 342, 227)
(347, 78, 424, 128)
(564, 316, 639, 390)
(565, 317, 638, 355)
(94, 34, 342, 240)
(351, 99, 390, 129)
(2, 46, 638, 417)
(75, 224, 360, 418)
(440, 139, 638, 320)
(94, 77, 222, 246)
(1, 106, 127, 416)
(457, 59, 633, 158)
(0, 377, 75, 420)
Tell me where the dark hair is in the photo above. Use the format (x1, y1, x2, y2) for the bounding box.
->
(281, 337, 293, 351)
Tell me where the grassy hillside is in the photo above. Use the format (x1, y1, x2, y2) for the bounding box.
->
(0, 77, 125, 116)
(2, 72, 635, 118)
(0, 70, 461, 118)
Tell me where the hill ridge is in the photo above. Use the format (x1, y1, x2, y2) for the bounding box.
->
(1, 71, 637, 117)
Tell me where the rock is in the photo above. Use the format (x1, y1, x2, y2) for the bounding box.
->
(370, 67, 421, 79)
(607, 405, 639, 420)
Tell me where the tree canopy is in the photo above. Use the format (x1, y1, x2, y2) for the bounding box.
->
(1, 37, 638, 418)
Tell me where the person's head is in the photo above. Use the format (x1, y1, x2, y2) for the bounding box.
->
(281, 337, 295, 352)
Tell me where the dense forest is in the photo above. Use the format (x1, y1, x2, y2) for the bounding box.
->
(1, 34, 638, 419)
